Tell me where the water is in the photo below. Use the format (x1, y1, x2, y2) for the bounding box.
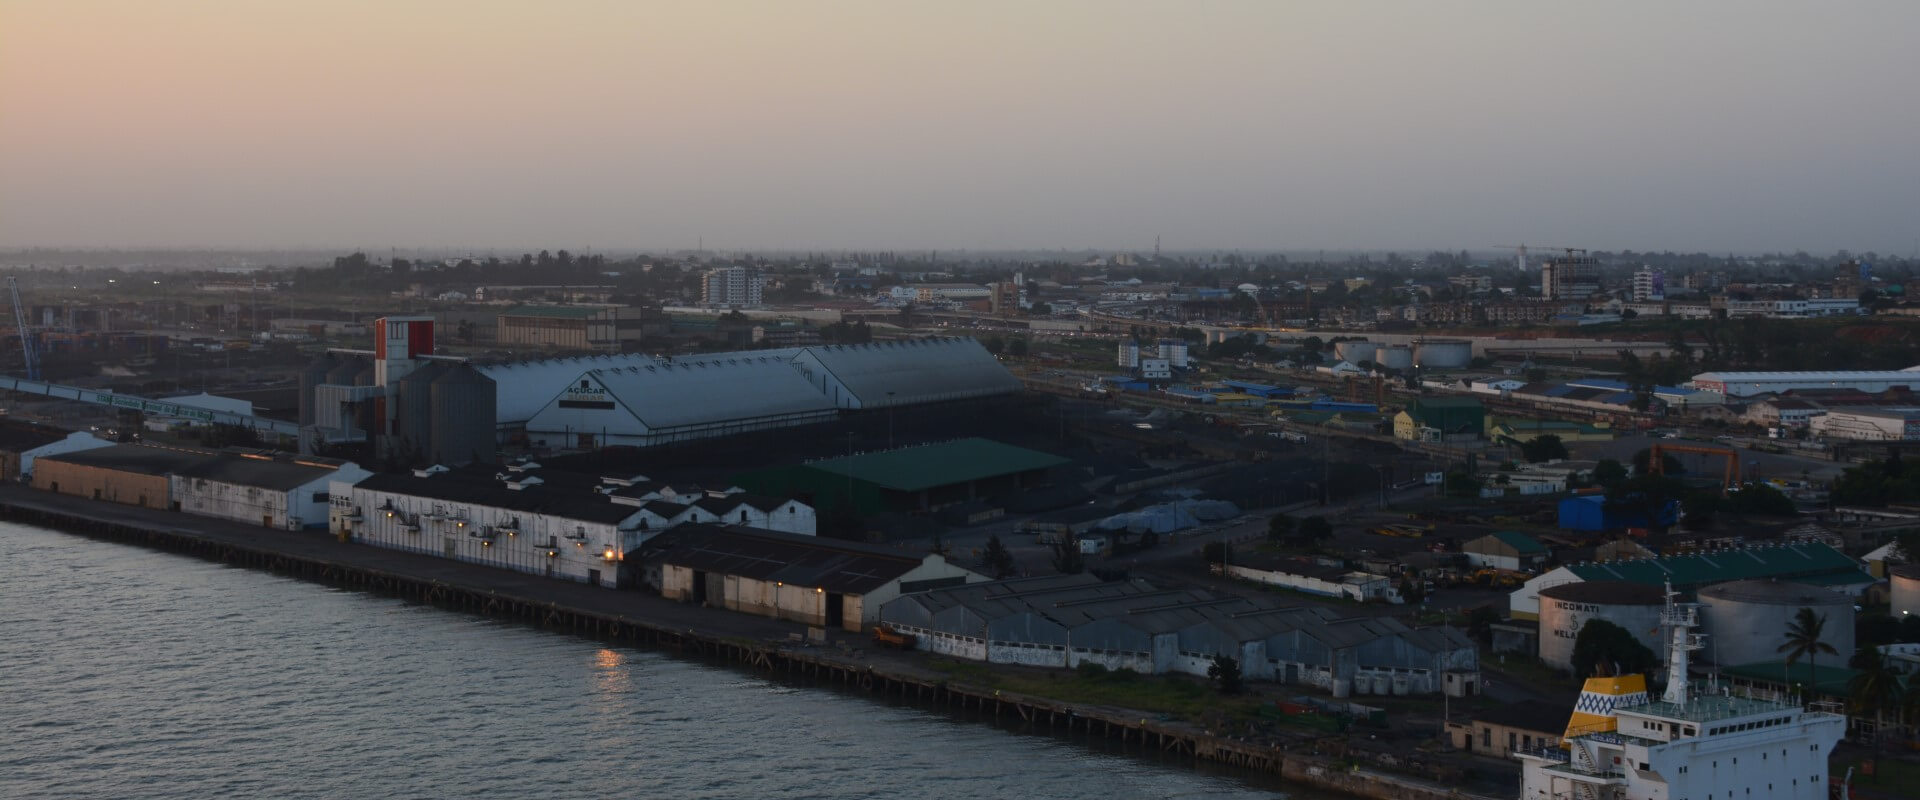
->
(0, 523, 1298, 799)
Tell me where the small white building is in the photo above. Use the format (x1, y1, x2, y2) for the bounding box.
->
(173, 456, 370, 530)
(1225, 559, 1398, 603)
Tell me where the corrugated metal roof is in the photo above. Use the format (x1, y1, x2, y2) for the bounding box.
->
(1565, 543, 1858, 588)
(175, 457, 341, 491)
(587, 354, 837, 431)
(480, 353, 662, 422)
(788, 338, 1022, 408)
(804, 438, 1068, 492)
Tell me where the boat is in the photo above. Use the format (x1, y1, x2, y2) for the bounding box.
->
(1517, 582, 1846, 800)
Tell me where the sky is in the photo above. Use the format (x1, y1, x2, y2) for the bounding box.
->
(2, 1, 1915, 254)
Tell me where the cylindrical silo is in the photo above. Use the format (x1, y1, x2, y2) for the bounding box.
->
(1698, 579, 1854, 667)
(1537, 581, 1666, 672)
(430, 364, 498, 466)
(298, 353, 335, 427)
(1414, 338, 1473, 370)
(1334, 340, 1379, 364)
(1375, 345, 1414, 370)
(1894, 565, 1920, 619)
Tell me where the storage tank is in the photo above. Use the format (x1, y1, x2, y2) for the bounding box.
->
(1375, 345, 1414, 370)
(1698, 579, 1854, 667)
(390, 361, 449, 459)
(297, 353, 335, 427)
(1414, 338, 1473, 370)
(1537, 581, 1665, 671)
(1889, 564, 1920, 619)
(429, 364, 498, 465)
(1333, 340, 1379, 364)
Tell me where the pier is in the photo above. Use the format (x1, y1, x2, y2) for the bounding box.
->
(0, 485, 1491, 800)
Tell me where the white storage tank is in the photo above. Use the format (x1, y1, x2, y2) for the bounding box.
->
(1414, 338, 1473, 369)
(1698, 579, 1854, 667)
(1375, 345, 1414, 370)
(1536, 581, 1666, 672)
(1333, 340, 1379, 364)
(1889, 564, 1920, 620)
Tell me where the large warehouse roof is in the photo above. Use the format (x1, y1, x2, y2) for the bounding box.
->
(480, 353, 660, 422)
(788, 338, 1023, 408)
(1565, 543, 1865, 588)
(648, 524, 932, 594)
(581, 354, 837, 431)
(804, 438, 1068, 492)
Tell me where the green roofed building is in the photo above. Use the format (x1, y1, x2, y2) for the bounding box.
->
(1393, 396, 1484, 442)
(1508, 542, 1873, 620)
(735, 438, 1069, 514)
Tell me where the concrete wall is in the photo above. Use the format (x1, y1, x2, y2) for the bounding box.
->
(32, 461, 171, 509)
(175, 466, 366, 530)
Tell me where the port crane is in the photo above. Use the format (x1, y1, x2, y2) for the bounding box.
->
(7, 276, 40, 381)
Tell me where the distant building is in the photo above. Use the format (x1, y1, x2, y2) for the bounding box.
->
(496, 305, 664, 351)
(1690, 369, 1920, 398)
(1631, 268, 1665, 301)
(1446, 700, 1568, 760)
(1808, 406, 1920, 441)
(702, 266, 765, 308)
(1508, 542, 1870, 619)
(1393, 396, 1485, 442)
(1462, 531, 1549, 572)
(1540, 253, 1601, 300)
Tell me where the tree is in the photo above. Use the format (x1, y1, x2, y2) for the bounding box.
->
(1202, 541, 1232, 566)
(983, 336, 1006, 355)
(1266, 513, 1295, 543)
(1443, 471, 1482, 498)
(1570, 619, 1659, 679)
(1007, 338, 1029, 357)
(1846, 645, 1902, 741)
(1519, 434, 1569, 463)
(1593, 459, 1629, 488)
(1030, 302, 1052, 316)
(1207, 654, 1243, 694)
(983, 534, 1016, 579)
(1778, 607, 1838, 698)
(1298, 515, 1333, 542)
(1050, 538, 1085, 575)
(1725, 483, 1799, 517)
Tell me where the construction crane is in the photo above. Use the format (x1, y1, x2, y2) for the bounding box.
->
(7, 276, 40, 381)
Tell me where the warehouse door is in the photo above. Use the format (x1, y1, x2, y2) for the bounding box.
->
(444, 538, 457, 558)
(691, 571, 709, 605)
(825, 593, 844, 628)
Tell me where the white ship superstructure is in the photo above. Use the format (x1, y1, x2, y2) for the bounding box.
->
(1518, 583, 1845, 800)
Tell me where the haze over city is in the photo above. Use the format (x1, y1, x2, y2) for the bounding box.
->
(3, 0, 1915, 254)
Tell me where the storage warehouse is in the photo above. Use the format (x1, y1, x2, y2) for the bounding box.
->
(1808, 406, 1920, 441)
(1463, 531, 1550, 573)
(878, 574, 1478, 696)
(336, 470, 660, 589)
(1556, 494, 1677, 532)
(31, 444, 218, 509)
(0, 424, 113, 481)
(173, 455, 370, 530)
(734, 438, 1069, 513)
(1690, 368, 1920, 398)
(1508, 542, 1873, 619)
(650, 525, 986, 631)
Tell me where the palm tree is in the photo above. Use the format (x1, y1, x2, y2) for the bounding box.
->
(1778, 607, 1838, 702)
(1846, 645, 1902, 743)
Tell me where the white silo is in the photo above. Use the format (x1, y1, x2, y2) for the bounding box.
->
(1334, 340, 1379, 364)
(1414, 338, 1473, 369)
(1537, 581, 1667, 672)
(1698, 580, 1854, 667)
(1375, 345, 1414, 370)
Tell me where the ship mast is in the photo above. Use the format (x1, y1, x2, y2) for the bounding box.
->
(1661, 578, 1705, 706)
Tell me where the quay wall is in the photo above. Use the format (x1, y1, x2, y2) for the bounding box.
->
(0, 495, 1495, 800)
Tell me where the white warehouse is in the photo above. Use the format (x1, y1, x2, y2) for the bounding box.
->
(1690, 368, 1920, 398)
(173, 456, 371, 530)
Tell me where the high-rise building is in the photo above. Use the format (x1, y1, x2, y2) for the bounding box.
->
(1631, 268, 1665, 301)
(701, 267, 764, 308)
(1541, 254, 1601, 300)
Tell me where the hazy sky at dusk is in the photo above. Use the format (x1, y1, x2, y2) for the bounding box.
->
(3, 1, 1915, 253)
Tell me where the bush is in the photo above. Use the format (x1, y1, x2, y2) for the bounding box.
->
(1077, 662, 1110, 679)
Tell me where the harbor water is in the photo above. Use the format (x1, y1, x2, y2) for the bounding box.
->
(0, 521, 1301, 799)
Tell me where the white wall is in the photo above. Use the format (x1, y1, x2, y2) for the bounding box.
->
(340, 483, 642, 588)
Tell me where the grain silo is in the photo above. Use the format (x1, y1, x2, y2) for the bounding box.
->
(1414, 338, 1473, 369)
(388, 361, 448, 461)
(1537, 581, 1666, 671)
(1375, 345, 1414, 370)
(1698, 580, 1853, 667)
(429, 364, 497, 465)
(1891, 564, 1920, 619)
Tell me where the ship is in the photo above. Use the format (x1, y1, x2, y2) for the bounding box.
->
(1517, 582, 1847, 800)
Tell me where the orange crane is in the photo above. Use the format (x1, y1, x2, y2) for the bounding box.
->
(1648, 442, 1740, 494)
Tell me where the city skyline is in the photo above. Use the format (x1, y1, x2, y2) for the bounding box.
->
(3, 1, 1915, 253)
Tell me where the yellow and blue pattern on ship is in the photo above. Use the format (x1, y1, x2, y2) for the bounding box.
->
(1562, 674, 1649, 745)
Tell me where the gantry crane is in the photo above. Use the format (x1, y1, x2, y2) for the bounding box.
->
(7, 276, 40, 380)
